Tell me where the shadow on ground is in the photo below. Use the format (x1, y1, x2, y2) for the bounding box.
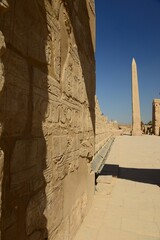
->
(99, 164, 160, 186)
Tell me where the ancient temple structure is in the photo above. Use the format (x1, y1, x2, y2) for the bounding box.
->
(152, 99, 160, 136)
(0, 1, 121, 239)
(131, 58, 142, 136)
(95, 96, 119, 153)
(0, 1, 96, 239)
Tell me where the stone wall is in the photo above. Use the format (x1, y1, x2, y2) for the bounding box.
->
(152, 99, 160, 136)
(119, 124, 131, 135)
(95, 96, 119, 154)
(0, 1, 95, 240)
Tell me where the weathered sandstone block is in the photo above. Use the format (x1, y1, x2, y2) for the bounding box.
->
(0, 1, 95, 239)
(152, 99, 160, 136)
(95, 96, 119, 154)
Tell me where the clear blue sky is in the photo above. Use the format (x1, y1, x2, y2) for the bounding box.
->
(95, 0, 160, 124)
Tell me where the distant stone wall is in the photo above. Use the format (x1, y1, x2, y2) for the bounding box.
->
(0, 1, 95, 240)
(95, 96, 119, 154)
(119, 124, 131, 135)
(152, 99, 160, 136)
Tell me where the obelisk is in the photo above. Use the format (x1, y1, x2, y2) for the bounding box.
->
(131, 58, 142, 136)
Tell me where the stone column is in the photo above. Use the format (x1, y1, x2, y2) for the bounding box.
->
(152, 99, 160, 136)
(131, 58, 142, 136)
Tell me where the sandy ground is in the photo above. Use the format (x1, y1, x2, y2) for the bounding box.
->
(74, 135, 160, 240)
(107, 135, 160, 169)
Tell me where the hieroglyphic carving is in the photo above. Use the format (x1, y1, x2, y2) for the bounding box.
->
(62, 46, 87, 104)
(88, 0, 95, 15)
(152, 99, 160, 136)
(0, 0, 95, 240)
(95, 96, 119, 154)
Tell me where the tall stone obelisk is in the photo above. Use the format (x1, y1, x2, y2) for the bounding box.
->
(131, 58, 142, 136)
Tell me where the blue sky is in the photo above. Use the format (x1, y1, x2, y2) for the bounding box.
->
(95, 0, 160, 124)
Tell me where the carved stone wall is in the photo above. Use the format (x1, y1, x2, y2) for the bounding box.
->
(152, 99, 160, 136)
(0, 1, 95, 239)
(95, 96, 118, 154)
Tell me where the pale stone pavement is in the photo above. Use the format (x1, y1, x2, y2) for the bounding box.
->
(74, 136, 160, 240)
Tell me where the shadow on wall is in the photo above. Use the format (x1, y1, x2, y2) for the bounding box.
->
(65, 0, 96, 135)
(100, 164, 160, 186)
(0, 0, 96, 239)
(0, 0, 49, 239)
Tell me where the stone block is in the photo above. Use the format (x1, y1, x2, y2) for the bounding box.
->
(0, 1, 96, 240)
(96, 183, 113, 195)
(96, 175, 113, 184)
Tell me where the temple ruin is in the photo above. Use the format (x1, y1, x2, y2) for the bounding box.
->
(95, 96, 119, 154)
(0, 0, 120, 240)
(152, 99, 160, 136)
(0, 0, 96, 239)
